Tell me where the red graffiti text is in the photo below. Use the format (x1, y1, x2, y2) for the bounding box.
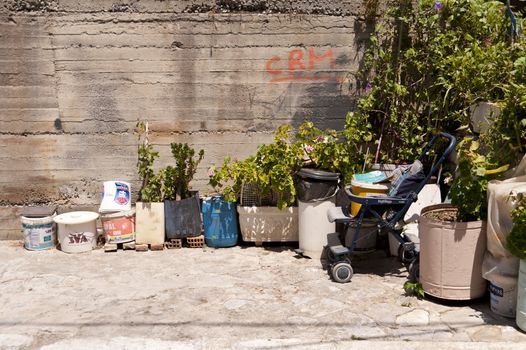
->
(265, 48, 341, 83)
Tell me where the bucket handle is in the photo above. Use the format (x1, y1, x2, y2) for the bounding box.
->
(304, 187, 339, 203)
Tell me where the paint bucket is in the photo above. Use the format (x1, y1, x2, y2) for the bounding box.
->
(350, 180, 389, 216)
(488, 274, 518, 318)
(517, 259, 526, 331)
(101, 209, 135, 244)
(99, 181, 131, 213)
(54, 211, 99, 253)
(21, 215, 56, 250)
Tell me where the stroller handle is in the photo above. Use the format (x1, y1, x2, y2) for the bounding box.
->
(418, 132, 456, 163)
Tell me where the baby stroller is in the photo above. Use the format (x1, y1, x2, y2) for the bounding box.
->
(326, 132, 457, 283)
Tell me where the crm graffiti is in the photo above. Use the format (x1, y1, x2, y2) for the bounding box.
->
(265, 48, 342, 83)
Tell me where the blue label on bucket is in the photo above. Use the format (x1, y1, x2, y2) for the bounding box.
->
(114, 182, 130, 206)
(489, 283, 504, 297)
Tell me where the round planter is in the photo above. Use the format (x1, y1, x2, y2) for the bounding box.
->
(419, 204, 487, 300)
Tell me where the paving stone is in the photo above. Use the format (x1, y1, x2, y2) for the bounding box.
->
(395, 309, 430, 326)
(440, 308, 487, 329)
(470, 326, 503, 342)
(0, 334, 33, 349)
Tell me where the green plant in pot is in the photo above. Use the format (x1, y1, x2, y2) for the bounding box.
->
(418, 137, 508, 300)
(208, 125, 304, 245)
(295, 116, 372, 185)
(163, 143, 204, 240)
(135, 121, 165, 245)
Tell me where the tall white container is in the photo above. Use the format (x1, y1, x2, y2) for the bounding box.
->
(517, 259, 526, 331)
(298, 198, 335, 259)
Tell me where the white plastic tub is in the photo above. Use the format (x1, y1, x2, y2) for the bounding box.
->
(54, 211, 99, 253)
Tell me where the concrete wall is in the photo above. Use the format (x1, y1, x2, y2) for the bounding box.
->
(0, 0, 375, 239)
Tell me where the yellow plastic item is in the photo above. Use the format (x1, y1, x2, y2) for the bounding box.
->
(350, 180, 389, 216)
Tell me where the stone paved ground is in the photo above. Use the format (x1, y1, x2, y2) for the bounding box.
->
(0, 240, 525, 349)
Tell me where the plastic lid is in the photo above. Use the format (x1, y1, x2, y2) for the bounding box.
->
(297, 168, 340, 181)
(351, 179, 389, 190)
(22, 206, 57, 218)
(54, 211, 99, 225)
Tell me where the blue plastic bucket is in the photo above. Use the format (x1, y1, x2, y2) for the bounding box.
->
(202, 196, 238, 248)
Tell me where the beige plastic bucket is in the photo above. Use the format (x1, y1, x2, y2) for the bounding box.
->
(419, 204, 487, 300)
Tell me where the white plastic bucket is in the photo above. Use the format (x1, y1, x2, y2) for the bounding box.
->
(101, 209, 135, 244)
(298, 198, 335, 259)
(54, 211, 99, 253)
(99, 181, 131, 213)
(489, 274, 518, 318)
(21, 215, 56, 250)
(517, 259, 526, 331)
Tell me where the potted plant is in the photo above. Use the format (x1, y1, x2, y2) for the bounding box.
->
(418, 137, 508, 300)
(135, 121, 165, 245)
(208, 125, 303, 245)
(163, 143, 204, 240)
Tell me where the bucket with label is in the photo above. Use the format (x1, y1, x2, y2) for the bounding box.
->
(21, 206, 57, 251)
(489, 274, 518, 318)
(21, 215, 56, 250)
(101, 209, 135, 244)
(99, 181, 131, 213)
(54, 211, 99, 253)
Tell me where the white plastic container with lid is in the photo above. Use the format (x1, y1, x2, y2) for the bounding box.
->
(54, 211, 99, 253)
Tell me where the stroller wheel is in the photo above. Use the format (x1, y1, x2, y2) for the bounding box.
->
(331, 262, 353, 283)
(398, 243, 416, 264)
(408, 257, 420, 283)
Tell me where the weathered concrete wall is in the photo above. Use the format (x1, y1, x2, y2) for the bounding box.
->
(0, 0, 376, 238)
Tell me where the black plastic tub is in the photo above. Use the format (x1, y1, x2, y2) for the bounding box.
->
(296, 168, 340, 202)
(164, 192, 202, 239)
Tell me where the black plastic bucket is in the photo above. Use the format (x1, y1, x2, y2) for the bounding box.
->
(296, 168, 340, 202)
(164, 192, 202, 239)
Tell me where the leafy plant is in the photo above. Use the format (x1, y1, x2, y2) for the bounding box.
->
(403, 281, 425, 299)
(296, 113, 373, 183)
(136, 121, 163, 202)
(163, 143, 204, 201)
(507, 193, 526, 259)
(356, 0, 517, 162)
(209, 125, 304, 209)
(449, 137, 509, 221)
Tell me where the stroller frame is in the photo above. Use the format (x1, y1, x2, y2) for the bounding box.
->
(326, 132, 457, 283)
